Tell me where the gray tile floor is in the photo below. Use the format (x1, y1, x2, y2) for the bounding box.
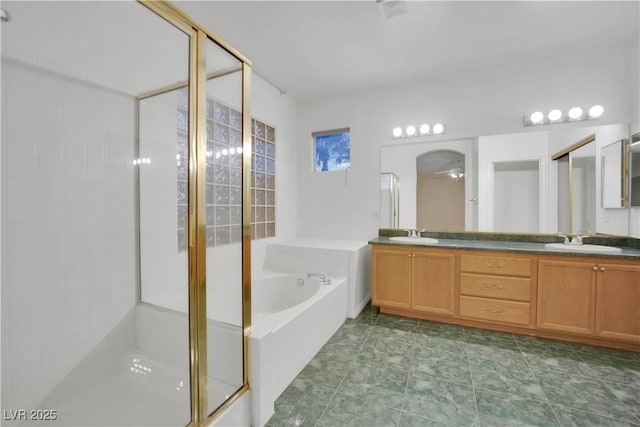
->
(267, 304, 640, 427)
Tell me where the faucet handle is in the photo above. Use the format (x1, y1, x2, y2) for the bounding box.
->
(403, 229, 412, 237)
(573, 235, 586, 245)
(558, 234, 570, 244)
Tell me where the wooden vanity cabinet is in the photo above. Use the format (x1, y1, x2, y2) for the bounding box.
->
(372, 243, 640, 350)
(595, 262, 640, 343)
(458, 252, 535, 327)
(537, 259, 597, 335)
(412, 250, 455, 316)
(538, 257, 640, 343)
(371, 246, 412, 309)
(372, 246, 455, 316)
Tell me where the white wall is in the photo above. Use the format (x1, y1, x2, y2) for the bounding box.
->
(1, 60, 137, 409)
(250, 74, 298, 275)
(297, 44, 637, 240)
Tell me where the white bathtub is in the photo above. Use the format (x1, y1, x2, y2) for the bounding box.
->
(249, 272, 348, 427)
(252, 274, 321, 317)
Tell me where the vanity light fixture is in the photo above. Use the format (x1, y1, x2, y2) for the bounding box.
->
(568, 107, 583, 120)
(548, 109, 562, 122)
(588, 104, 604, 118)
(523, 105, 604, 127)
(392, 122, 447, 139)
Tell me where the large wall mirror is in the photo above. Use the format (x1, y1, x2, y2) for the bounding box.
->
(553, 135, 596, 234)
(380, 139, 477, 231)
(380, 123, 632, 237)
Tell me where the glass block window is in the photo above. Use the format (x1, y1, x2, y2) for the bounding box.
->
(176, 89, 275, 251)
(177, 89, 189, 252)
(251, 119, 276, 239)
(313, 128, 350, 172)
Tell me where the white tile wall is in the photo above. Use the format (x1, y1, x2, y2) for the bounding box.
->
(1, 61, 137, 409)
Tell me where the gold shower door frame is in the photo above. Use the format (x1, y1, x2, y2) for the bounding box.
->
(138, 2, 253, 426)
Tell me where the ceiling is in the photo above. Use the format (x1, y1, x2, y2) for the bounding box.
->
(179, 1, 639, 101)
(0, 1, 238, 96)
(1, 1, 637, 100)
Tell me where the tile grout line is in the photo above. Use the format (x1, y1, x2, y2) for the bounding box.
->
(313, 313, 377, 427)
(514, 339, 564, 427)
(518, 339, 640, 425)
(462, 327, 482, 427)
(397, 327, 418, 426)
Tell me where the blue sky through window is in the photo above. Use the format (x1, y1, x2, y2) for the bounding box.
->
(315, 131, 351, 172)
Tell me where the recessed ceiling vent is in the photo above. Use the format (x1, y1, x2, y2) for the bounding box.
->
(1, 8, 10, 22)
(377, 0, 409, 20)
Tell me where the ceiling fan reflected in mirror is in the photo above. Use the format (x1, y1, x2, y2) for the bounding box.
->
(432, 167, 465, 181)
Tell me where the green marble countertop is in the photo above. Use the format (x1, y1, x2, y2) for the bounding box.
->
(369, 234, 640, 260)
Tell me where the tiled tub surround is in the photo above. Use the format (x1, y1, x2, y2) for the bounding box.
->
(268, 306, 640, 427)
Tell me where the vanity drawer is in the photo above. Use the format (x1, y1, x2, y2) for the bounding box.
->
(460, 273, 531, 302)
(460, 254, 532, 277)
(459, 295, 531, 326)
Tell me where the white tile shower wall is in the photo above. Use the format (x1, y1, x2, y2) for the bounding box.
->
(1, 61, 137, 409)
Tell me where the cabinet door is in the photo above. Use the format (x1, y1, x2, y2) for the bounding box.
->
(412, 251, 455, 316)
(596, 263, 640, 343)
(537, 260, 596, 336)
(372, 247, 412, 309)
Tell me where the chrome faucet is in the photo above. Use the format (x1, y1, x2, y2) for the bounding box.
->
(558, 234, 586, 245)
(307, 272, 331, 285)
(404, 229, 426, 238)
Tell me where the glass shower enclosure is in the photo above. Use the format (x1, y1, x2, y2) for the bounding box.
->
(1, 1, 251, 425)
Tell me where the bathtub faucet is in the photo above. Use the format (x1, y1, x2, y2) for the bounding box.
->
(307, 272, 332, 285)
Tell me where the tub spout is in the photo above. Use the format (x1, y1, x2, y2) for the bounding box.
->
(307, 272, 331, 285)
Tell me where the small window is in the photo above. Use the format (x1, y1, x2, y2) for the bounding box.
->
(313, 128, 351, 172)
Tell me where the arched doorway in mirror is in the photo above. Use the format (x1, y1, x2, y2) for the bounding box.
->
(416, 150, 465, 230)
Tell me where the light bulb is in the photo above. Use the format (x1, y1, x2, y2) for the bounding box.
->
(392, 127, 403, 138)
(433, 123, 444, 134)
(222, 148, 228, 156)
(405, 125, 416, 137)
(530, 112, 544, 124)
(548, 109, 562, 122)
(568, 107, 583, 120)
(237, 147, 243, 154)
(419, 124, 430, 135)
(588, 105, 604, 118)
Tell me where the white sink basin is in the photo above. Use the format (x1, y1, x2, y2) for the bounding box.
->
(544, 243, 622, 253)
(389, 236, 439, 245)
